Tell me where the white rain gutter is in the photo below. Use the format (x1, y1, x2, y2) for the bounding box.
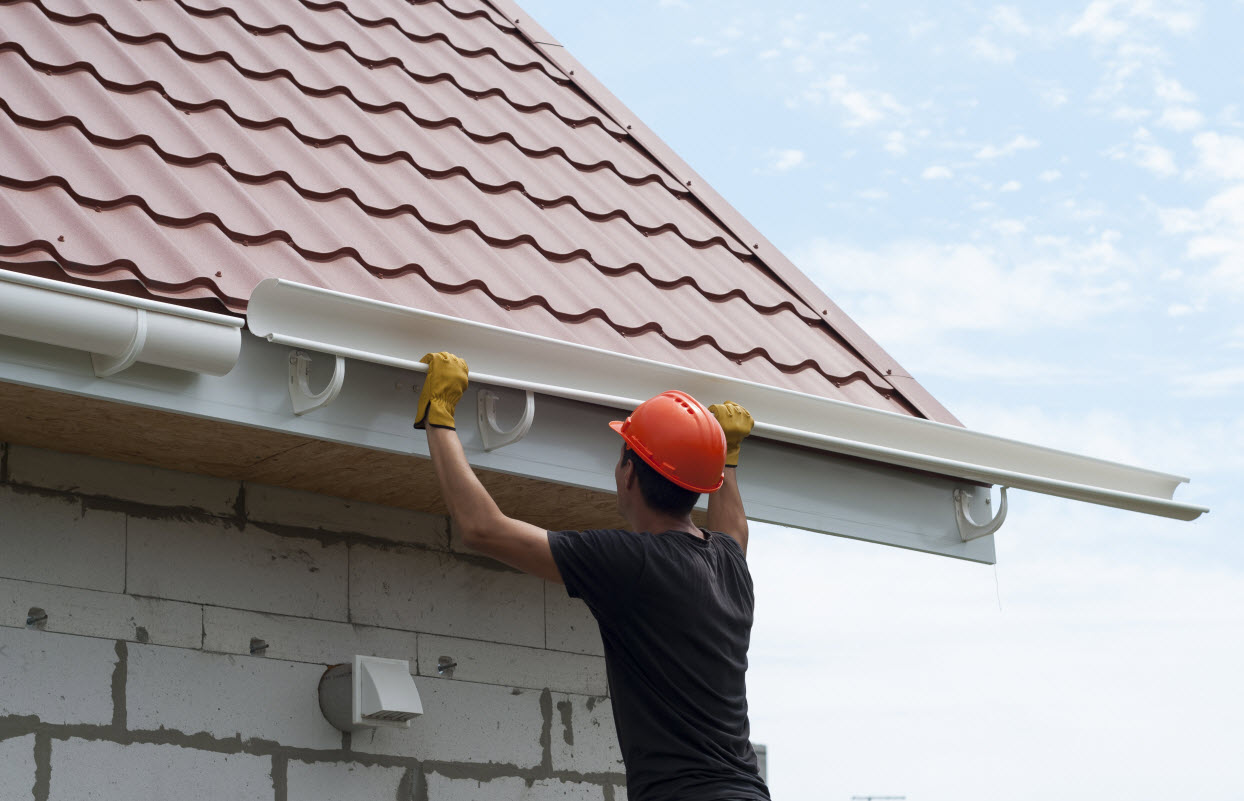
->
(0, 269, 242, 376)
(247, 279, 1207, 522)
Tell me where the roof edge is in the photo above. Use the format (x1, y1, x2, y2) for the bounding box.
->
(485, 0, 961, 426)
(246, 278, 1207, 522)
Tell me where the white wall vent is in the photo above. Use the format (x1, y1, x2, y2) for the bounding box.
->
(318, 655, 423, 731)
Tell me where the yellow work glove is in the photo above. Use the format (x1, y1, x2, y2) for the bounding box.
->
(709, 401, 754, 467)
(414, 352, 468, 430)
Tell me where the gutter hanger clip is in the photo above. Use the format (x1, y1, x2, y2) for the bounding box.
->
(478, 389, 535, 451)
(289, 350, 346, 415)
(954, 485, 1008, 541)
(92, 309, 148, 377)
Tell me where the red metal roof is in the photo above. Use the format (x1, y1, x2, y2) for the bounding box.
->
(0, 0, 958, 422)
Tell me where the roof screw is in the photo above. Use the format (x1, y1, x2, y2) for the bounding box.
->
(215, 271, 223, 277)
(57, 235, 64, 242)
(821, 309, 828, 314)
(250, 638, 268, 656)
(437, 656, 457, 677)
(753, 243, 758, 248)
(569, 70, 575, 75)
(626, 125, 632, 130)
(686, 180, 692, 186)
(886, 369, 892, 375)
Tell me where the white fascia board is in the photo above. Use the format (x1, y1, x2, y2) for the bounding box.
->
(0, 330, 997, 562)
(0, 269, 242, 376)
(247, 279, 1207, 522)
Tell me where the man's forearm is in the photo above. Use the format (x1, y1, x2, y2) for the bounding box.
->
(707, 467, 748, 554)
(426, 426, 503, 535)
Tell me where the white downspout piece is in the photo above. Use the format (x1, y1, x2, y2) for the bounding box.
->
(0, 270, 242, 376)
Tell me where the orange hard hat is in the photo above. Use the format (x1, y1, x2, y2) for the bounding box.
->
(609, 390, 726, 493)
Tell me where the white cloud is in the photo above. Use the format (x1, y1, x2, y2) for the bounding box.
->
(883, 131, 907, 156)
(922, 165, 953, 179)
(990, 5, 1032, 35)
(1039, 85, 1070, 107)
(1112, 127, 1177, 176)
(1069, 0, 1130, 41)
(1161, 184, 1244, 295)
(1039, 169, 1063, 182)
(803, 74, 906, 127)
(1174, 366, 1244, 396)
(994, 218, 1027, 234)
(1154, 75, 1196, 104)
(1158, 106, 1205, 131)
(1070, 0, 1202, 42)
(858, 188, 889, 200)
(764, 148, 807, 172)
(976, 134, 1040, 160)
(1191, 131, 1244, 180)
(1000, 180, 1023, 192)
(793, 235, 1137, 347)
(970, 35, 1017, 63)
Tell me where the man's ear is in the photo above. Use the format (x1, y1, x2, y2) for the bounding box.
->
(619, 457, 637, 490)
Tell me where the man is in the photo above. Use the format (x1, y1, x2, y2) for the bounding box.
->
(416, 351, 771, 801)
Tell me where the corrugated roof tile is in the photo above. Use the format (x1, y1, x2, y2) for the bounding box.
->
(0, 0, 949, 419)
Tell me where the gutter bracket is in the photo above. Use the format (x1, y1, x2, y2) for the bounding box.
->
(289, 350, 346, 415)
(954, 486, 1008, 541)
(92, 309, 148, 377)
(478, 389, 535, 451)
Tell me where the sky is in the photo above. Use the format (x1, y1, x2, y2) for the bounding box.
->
(517, 1, 1244, 799)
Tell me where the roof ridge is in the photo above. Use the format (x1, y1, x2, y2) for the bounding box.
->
(291, 0, 562, 80)
(485, 0, 963, 425)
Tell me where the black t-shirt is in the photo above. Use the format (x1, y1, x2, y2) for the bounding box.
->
(548, 528, 771, 801)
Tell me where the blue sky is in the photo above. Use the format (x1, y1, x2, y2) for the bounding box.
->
(518, 1, 1242, 799)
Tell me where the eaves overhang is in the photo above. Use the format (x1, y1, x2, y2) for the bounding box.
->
(248, 279, 1208, 523)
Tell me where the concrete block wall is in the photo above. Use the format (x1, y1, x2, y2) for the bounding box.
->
(0, 442, 625, 801)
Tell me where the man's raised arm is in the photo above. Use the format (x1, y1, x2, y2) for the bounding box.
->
(707, 401, 754, 555)
(416, 352, 562, 583)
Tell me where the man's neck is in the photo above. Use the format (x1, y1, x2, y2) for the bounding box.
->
(626, 509, 702, 539)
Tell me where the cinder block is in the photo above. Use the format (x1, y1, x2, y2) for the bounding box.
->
(351, 677, 543, 767)
(418, 634, 606, 696)
(245, 482, 447, 549)
(48, 739, 271, 801)
(0, 627, 116, 726)
(127, 516, 348, 621)
(527, 779, 608, 800)
(0, 734, 36, 801)
(127, 643, 341, 750)
(0, 577, 201, 648)
(8, 445, 240, 517)
(350, 545, 543, 647)
(425, 775, 527, 801)
(426, 774, 607, 801)
(549, 693, 624, 775)
(0, 486, 125, 592)
(286, 759, 407, 799)
(545, 586, 604, 657)
(203, 606, 417, 667)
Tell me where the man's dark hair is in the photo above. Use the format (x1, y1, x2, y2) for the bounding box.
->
(623, 448, 701, 516)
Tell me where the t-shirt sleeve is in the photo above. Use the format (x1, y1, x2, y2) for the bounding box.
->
(547, 529, 647, 619)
